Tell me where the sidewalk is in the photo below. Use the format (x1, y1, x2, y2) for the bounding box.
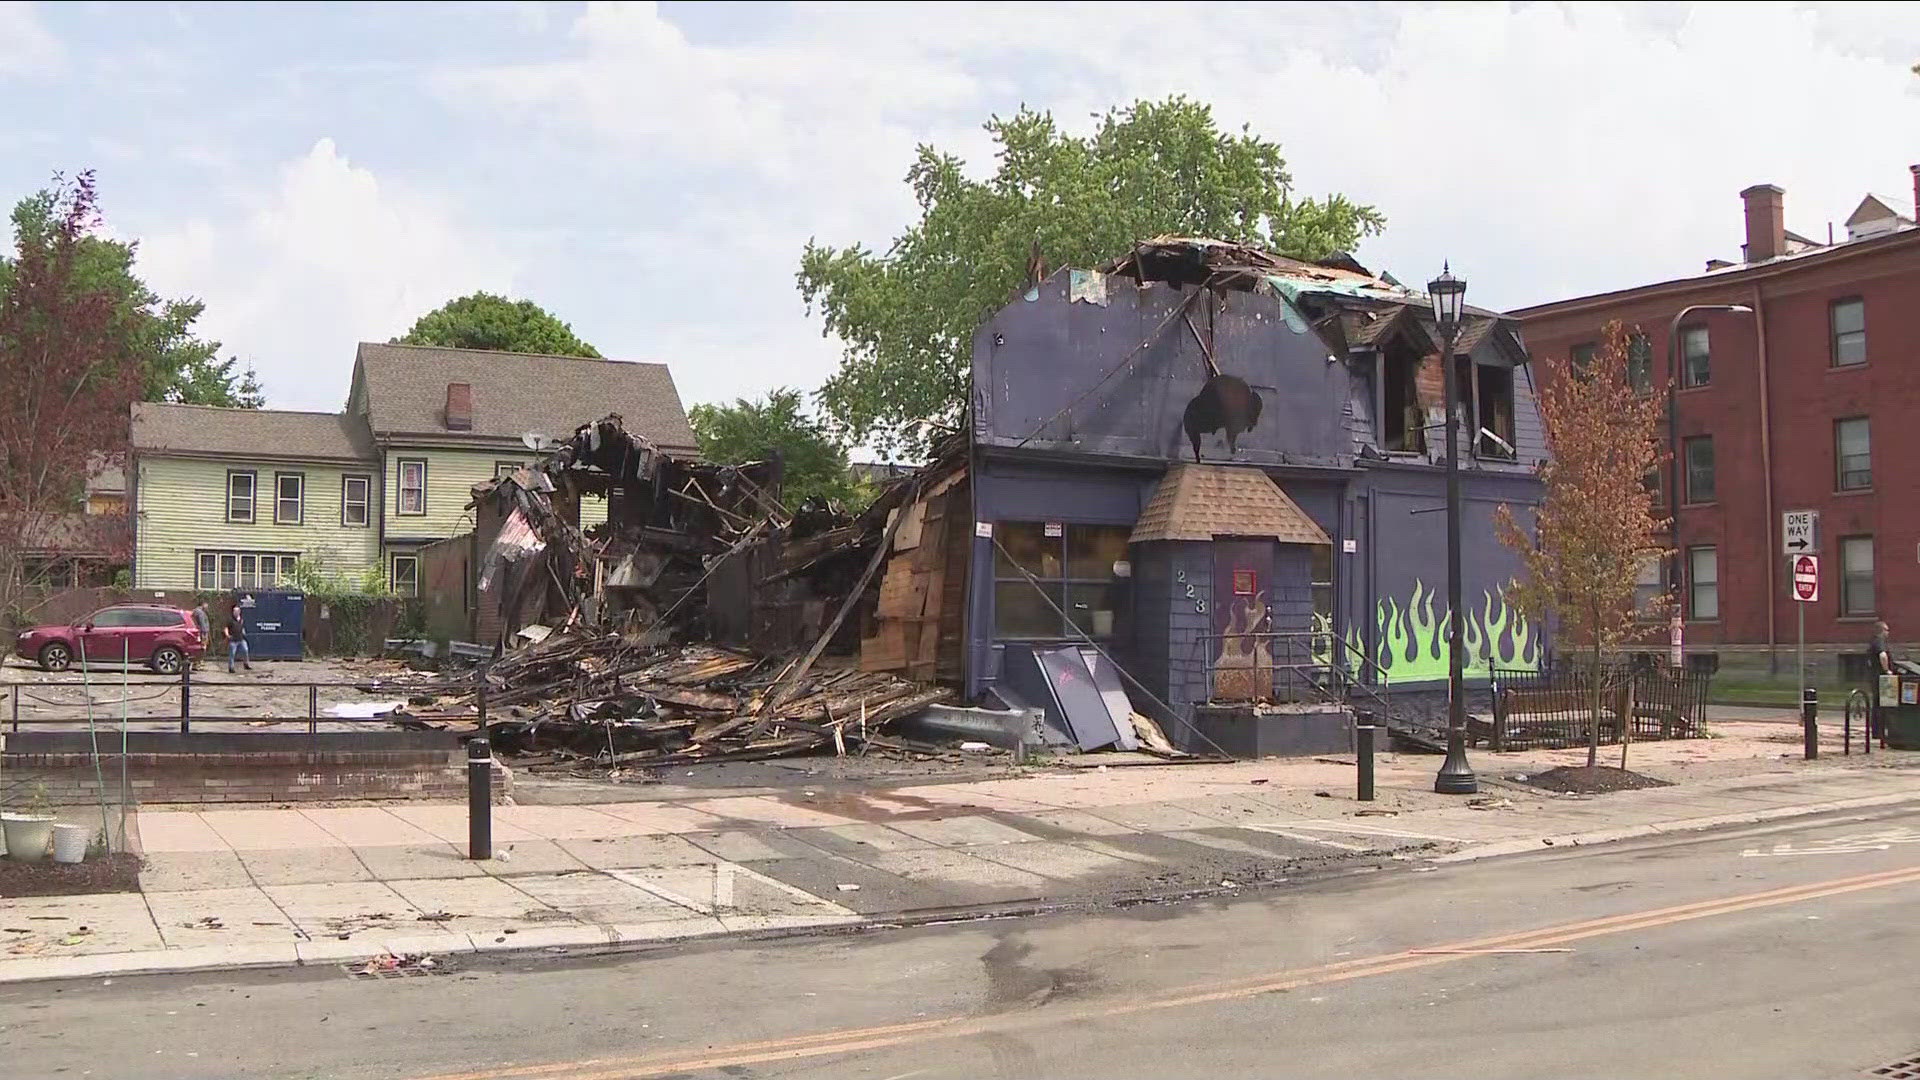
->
(6, 724, 1917, 984)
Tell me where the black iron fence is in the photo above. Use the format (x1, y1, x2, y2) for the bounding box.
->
(1482, 661, 1711, 751)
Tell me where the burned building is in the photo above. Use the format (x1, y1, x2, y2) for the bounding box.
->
(953, 238, 1548, 742)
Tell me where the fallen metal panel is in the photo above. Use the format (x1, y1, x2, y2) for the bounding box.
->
(1078, 647, 1139, 751)
(1036, 645, 1121, 751)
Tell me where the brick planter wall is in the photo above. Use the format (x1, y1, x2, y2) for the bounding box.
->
(1, 731, 511, 805)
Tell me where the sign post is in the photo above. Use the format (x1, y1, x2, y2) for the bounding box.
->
(1791, 552, 1819, 694)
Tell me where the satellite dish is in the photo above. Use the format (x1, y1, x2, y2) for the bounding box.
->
(520, 432, 552, 452)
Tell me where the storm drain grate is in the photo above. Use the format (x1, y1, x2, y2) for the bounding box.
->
(1868, 1055, 1920, 1079)
(341, 955, 451, 980)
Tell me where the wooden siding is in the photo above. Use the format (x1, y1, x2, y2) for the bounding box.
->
(381, 448, 608, 541)
(133, 456, 379, 588)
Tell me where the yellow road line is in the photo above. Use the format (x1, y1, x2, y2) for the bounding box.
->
(416, 862, 1920, 1080)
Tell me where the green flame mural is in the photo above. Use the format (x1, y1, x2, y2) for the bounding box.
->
(1311, 581, 1540, 681)
(1374, 579, 1540, 680)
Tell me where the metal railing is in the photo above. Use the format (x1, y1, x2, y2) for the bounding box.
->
(1846, 687, 1873, 756)
(1485, 661, 1711, 751)
(5, 665, 487, 734)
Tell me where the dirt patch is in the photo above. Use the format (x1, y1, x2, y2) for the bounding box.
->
(1512, 765, 1672, 795)
(0, 852, 143, 897)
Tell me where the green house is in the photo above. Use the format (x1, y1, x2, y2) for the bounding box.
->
(129, 343, 698, 593)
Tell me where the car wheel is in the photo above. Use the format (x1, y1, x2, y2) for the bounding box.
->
(39, 642, 72, 672)
(150, 646, 185, 676)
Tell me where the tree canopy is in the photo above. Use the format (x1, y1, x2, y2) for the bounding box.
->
(395, 292, 601, 357)
(689, 388, 868, 508)
(798, 95, 1386, 456)
(2, 186, 261, 409)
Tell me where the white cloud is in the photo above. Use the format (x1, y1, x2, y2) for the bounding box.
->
(136, 139, 514, 410)
(430, 0, 1920, 412)
(0, 1, 63, 76)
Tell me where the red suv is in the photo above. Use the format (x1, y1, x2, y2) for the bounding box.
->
(13, 604, 206, 675)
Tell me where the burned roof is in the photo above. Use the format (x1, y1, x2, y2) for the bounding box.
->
(132, 403, 375, 462)
(1130, 463, 1332, 545)
(353, 342, 700, 451)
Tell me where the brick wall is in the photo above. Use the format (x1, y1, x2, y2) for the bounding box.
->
(2, 743, 510, 805)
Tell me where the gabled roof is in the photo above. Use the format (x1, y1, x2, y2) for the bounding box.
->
(352, 343, 699, 451)
(132, 403, 374, 463)
(1847, 193, 1912, 227)
(1130, 464, 1333, 545)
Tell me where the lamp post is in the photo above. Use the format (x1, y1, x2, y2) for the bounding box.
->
(1429, 264, 1476, 795)
(1664, 305, 1753, 599)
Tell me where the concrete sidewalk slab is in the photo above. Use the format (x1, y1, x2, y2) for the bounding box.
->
(136, 812, 232, 853)
(351, 843, 485, 880)
(201, 809, 340, 851)
(146, 887, 296, 947)
(139, 850, 253, 892)
(300, 807, 441, 847)
(557, 834, 716, 869)
(475, 839, 590, 876)
(797, 822, 940, 856)
(505, 870, 713, 928)
(2, 893, 164, 956)
(262, 880, 437, 938)
(384, 876, 571, 933)
(388, 805, 539, 844)
(888, 815, 1038, 848)
(238, 847, 373, 886)
(683, 829, 822, 863)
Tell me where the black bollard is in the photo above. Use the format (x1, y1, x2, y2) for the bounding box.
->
(1355, 710, 1376, 803)
(1802, 687, 1818, 761)
(467, 737, 493, 860)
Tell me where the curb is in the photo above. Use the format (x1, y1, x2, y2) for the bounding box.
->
(1431, 788, 1920, 863)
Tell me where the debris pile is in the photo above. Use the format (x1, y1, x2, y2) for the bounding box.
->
(471, 631, 950, 770)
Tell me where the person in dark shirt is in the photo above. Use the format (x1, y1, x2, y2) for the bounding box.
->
(1871, 621, 1893, 675)
(226, 601, 253, 673)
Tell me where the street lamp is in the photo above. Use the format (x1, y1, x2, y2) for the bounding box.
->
(1429, 264, 1476, 795)
(1665, 305, 1754, 596)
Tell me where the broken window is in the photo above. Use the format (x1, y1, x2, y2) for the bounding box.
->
(1475, 364, 1516, 460)
(1380, 349, 1425, 453)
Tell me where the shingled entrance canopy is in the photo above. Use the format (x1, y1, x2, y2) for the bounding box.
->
(1129, 463, 1332, 545)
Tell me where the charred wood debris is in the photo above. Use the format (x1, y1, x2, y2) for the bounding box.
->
(390, 415, 967, 775)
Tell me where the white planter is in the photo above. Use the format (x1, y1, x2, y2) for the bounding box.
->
(2, 813, 56, 863)
(50, 823, 89, 864)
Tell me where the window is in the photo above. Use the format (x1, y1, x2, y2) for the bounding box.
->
(197, 551, 299, 590)
(1831, 298, 1866, 366)
(390, 554, 420, 598)
(88, 608, 136, 628)
(494, 461, 527, 480)
(1835, 417, 1871, 491)
(226, 470, 256, 523)
(1475, 363, 1516, 459)
(1569, 342, 1596, 377)
(397, 459, 427, 515)
(992, 522, 1132, 639)
(1841, 536, 1875, 617)
(1627, 332, 1653, 393)
(1380, 349, 1424, 453)
(342, 475, 371, 528)
(1687, 546, 1718, 620)
(1634, 555, 1666, 618)
(274, 472, 304, 524)
(1683, 436, 1715, 504)
(1680, 325, 1710, 387)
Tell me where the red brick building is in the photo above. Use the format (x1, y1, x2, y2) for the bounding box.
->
(1515, 169, 1920, 659)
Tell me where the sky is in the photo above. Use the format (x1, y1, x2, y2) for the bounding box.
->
(2, 1, 1917, 423)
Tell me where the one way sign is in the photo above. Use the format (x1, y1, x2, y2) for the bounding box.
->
(1783, 510, 1818, 555)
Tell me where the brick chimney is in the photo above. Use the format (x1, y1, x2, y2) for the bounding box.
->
(445, 382, 473, 431)
(1741, 183, 1785, 263)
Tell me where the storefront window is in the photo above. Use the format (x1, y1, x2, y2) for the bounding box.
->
(992, 522, 1132, 639)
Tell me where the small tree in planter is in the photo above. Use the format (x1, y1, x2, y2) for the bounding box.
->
(1497, 321, 1671, 768)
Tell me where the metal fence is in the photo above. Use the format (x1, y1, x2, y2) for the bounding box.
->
(1483, 661, 1711, 751)
(4, 666, 483, 732)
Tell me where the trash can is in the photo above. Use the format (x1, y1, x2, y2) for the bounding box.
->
(1877, 660, 1920, 750)
(236, 589, 305, 660)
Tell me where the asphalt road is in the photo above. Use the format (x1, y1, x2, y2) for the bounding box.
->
(9, 807, 1920, 1079)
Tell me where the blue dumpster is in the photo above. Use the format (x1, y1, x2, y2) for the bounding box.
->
(235, 589, 305, 660)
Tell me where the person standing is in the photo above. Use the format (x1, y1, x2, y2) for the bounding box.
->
(226, 600, 253, 673)
(1870, 620, 1893, 677)
(190, 602, 211, 669)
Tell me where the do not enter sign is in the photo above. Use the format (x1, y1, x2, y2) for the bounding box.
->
(1792, 554, 1819, 603)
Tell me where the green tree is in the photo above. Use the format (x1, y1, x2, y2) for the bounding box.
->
(799, 96, 1385, 455)
(689, 388, 868, 508)
(2, 187, 262, 409)
(395, 292, 601, 357)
